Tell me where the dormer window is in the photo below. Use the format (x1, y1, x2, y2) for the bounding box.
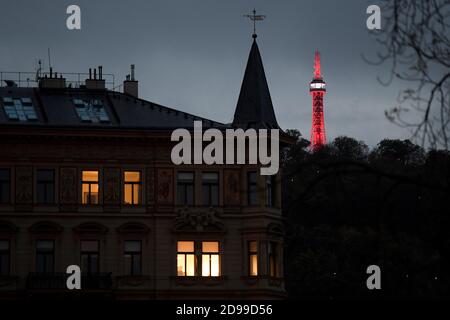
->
(73, 98, 110, 123)
(2, 97, 38, 121)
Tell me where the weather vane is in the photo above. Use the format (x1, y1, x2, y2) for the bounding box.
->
(243, 9, 266, 38)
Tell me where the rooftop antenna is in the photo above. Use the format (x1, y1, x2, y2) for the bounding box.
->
(35, 59, 42, 82)
(243, 9, 266, 39)
(47, 48, 52, 72)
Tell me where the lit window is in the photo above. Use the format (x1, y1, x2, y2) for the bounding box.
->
(247, 172, 257, 205)
(177, 241, 195, 276)
(37, 169, 55, 204)
(265, 176, 276, 207)
(124, 241, 142, 276)
(177, 172, 194, 206)
(248, 241, 258, 276)
(0, 240, 10, 276)
(82, 170, 99, 204)
(268, 242, 277, 277)
(0, 169, 10, 204)
(81, 240, 99, 274)
(36, 240, 54, 273)
(202, 172, 219, 206)
(201, 241, 220, 277)
(2, 97, 38, 121)
(73, 99, 110, 123)
(124, 171, 141, 205)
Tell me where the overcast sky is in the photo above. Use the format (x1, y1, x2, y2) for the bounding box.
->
(0, 0, 413, 146)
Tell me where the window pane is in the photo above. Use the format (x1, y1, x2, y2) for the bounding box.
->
(124, 171, 140, 182)
(177, 241, 194, 252)
(202, 241, 219, 253)
(37, 170, 54, 181)
(249, 241, 258, 253)
(133, 184, 140, 204)
(82, 183, 90, 204)
(81, 240, 99, 252)
(178, 172, 194, 181)
(211, 254, 220, 277)
(82, 171, 98, 182)
(0, 169, 10, 180)
(177, 185, 185, 204)
(124, 184, 132, 204)
(177, 254, 185, 276)
(90, 184, 99, 204)
(125, 240, 141, 252)
(0, 240, 9, 251)
(186, 185, 194, 205)
(202, 254, 210, 277)
(186, 254, 195, 276)
(37, 240, 54, 250)
(250, 255, 258, 276)
(132, 255, 141, 275)
(202, 186, 210, 206)
(211, 185, 219, 206)
(202, 172, 218, 182)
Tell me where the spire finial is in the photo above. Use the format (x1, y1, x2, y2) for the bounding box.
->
(244, 9, 266, 39)
(314, 50, 322, 79)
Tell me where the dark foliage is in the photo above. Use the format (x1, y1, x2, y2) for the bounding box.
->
(282, 131, 450, 299)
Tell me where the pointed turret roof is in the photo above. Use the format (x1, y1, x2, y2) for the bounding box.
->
(232, 37, 280, 129)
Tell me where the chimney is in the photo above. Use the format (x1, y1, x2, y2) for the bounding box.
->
(85, 66, 105, 90)
(39, 68, 66, 89)
(123, 64, 138, 98)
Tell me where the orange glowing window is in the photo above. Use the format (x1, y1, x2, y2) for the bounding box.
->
(201, 241, 220, 277)
(82, 170, 99, 204)
(177, 241, 195, 276)
(248, 241, 258, 276)
(124, 171, 141, 205)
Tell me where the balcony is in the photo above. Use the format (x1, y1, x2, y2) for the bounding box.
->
(26, 272, 112, 290)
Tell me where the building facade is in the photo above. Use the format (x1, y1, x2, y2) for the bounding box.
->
(0, 37, 290, 299)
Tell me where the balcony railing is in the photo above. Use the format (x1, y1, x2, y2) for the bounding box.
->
(26, 272, 112, 290)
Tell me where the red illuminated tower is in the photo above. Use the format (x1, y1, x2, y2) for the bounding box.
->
(309, 50, 327, 150)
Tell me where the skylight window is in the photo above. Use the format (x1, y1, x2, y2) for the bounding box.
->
(73, 98, 110, 123)
(2, 97, 38, 121)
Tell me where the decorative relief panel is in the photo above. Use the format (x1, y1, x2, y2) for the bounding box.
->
(174, 207, 225, 233)
(224, 170, 240, 206)
(15, 166, 32, 204)
(103, 167, 120, 205)
(156, 168, 173, 204)
(60, 167, 77, 204)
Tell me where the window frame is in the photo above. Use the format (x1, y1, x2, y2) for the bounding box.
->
(176, 171, 195, 206)
(268, 241, 277, 277)
(123, 171, 142, 205)
(176, 240, 196, 277)
(80, 240, 100, 274)
(0, 239, 10, 276)
(201, 241, 220, 277)
(81, 170, 100, 205)
(124, 240, 142, 276)
(248, 241, 258, 277)
(0, 169, 10, 204)
(35, 240, 55, 273)
(201, 172, 219, 207)
(36, 169, 55, 204)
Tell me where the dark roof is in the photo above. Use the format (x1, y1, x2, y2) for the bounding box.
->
(232, 38, 280, 129)
(0, 87, 225, 131)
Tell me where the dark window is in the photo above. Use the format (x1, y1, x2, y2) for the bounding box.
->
(177, 172, 194, 205)
(36, 240, 54, 273)
(247, 171, 257, 205)
(82, 171, 99, 204)
(37, 169, 55, 204)
(124, 241, 142, 276)
(124, 171, 141, 205)
(248, 241, 258, 276)
(81, 240, 99, 274)
(266, 176, 276, 207)
(268, 242, 277, 277)
(0, 240, 10, 276)
(0, 169, 10, 204)
(202, 172, 219, 206)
